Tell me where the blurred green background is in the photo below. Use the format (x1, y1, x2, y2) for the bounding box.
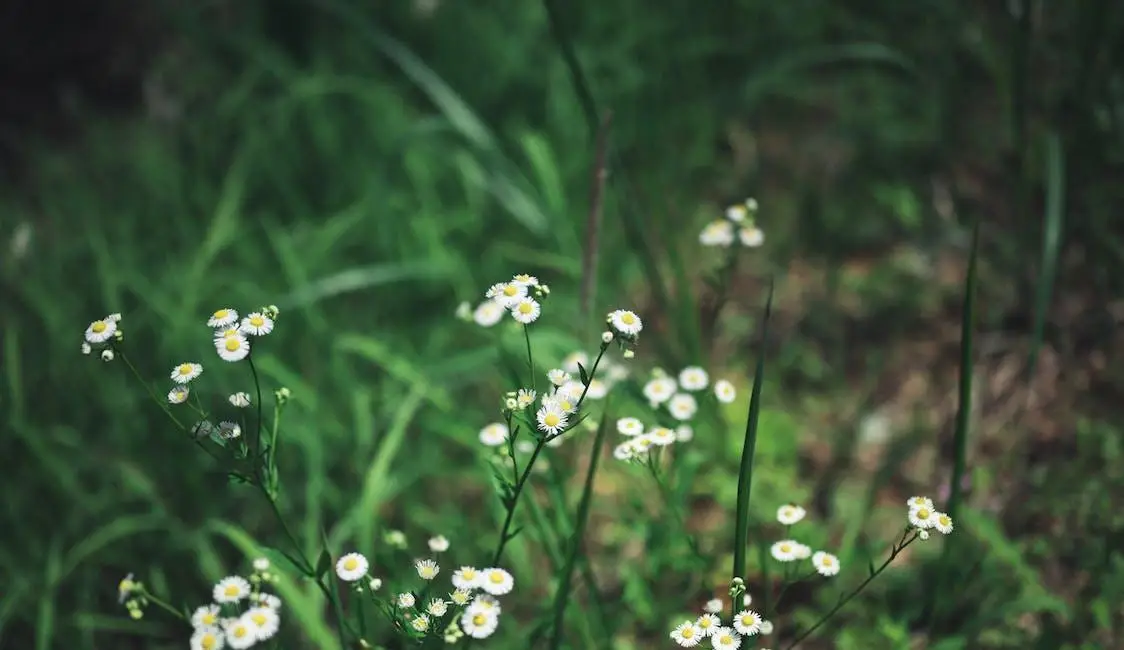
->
(3, 0, 1124, 648)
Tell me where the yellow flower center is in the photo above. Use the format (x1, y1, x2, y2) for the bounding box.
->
(917, 508, 930, 519)
(518, 302, 533, 314)
(252, 612, 266, 625)
(202, 612, 216, 625)
(224, 338, 241, 352)
(821, 557, 833, 566)
(201, 634, 218, 650)
(178, 364, 193, 375)
(939, 515, 950, 525)
(344, 558, 358, 571)
(250, 315, 265, 327)
(489, 572, 504, 584)
(544, 414, 560, 427)
(503, 285, 518, 296)
(720, 634, 733, 644)
(473, 614, 487, 626)
(224, 585, 240, 597)
(213, 309, 228, 319)
(682, 627, 695, 638)
(92, 321, 107, 333)
(621, 313, 636, 324)
(780, 543, 791, 553)
(699, 618, 712, 628)
(233, 626, 247, 639)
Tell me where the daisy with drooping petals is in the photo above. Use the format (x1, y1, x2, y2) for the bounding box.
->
(710, 627, 742, 649)
(547, 369, 570, 386)
(473, 300, 505, 327)
(213, 576, 251, 604)
(714, 379, 737, 404)
(168, 385, 190, 404)
(207, 309, 239, 329)
(410, 614, 431, 633)
(216, 335, 251, 362)
(171, 362, 203, 384)
(776, 504, 806, 525)
(84, 318, 117, 344)
(479, 422, 509, 447)
(733, 609, 762, 635)
(671, 620, 703, 647)
(480, 567, 514, 596)
(397, 592, 416, 608)
(427, 599, 449, 616)
(812, 551, 840, 577)
(607, 309, 643, 337)
(510, 297, 541, 324)
(679, 366, 710, 391)
(239, 312, 274, 336)
(335, 553, 368, 582)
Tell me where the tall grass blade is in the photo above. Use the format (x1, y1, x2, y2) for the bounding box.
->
(1027, 132, 1065, 379)
(579, 112, 612, 323)
(548, 399, 612, 650)
(947, 221, 979, 522)
(732, 278, 775, 582)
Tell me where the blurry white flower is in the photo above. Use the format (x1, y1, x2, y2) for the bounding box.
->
(480, 567, 514, 596)
(776, 505, 806, 525)
(699, 220, 735, 247)
(584, 378, 609, 400)
(485, 282, 527, 308)
(335, 553, 368, 582)
(473, 300, 505, 327)
(739, 227, 764, 248)
(428, 535, 450, 553)
(452, 567, 481, 590)
(642, 376, 677, 405)
(667, 393, 699, 421)
(648, 427, 676, 446)
(397, 592, 416, 608)
(678, 366, 709, 391)
(704, 598, 723, 613)
(770, 541, 799, 562)
(229, 392, 252, 408)
(100, 349, 115, 362)
(244, 606, 280, 641)
(547, 368, 571, 386)
(812, 551, 840, 577)
(191, 604, 221, 628)
(675, 425, 694, 442)
(224, 616, 257, 649)
(617, 417, 645, 436)
(190, 626, 223, 650)
(213, 576, 251, 604)
(714, 380, 737, 404)
(460, 608, 499, 639)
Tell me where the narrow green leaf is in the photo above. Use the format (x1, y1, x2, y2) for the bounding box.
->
(548, 399, 612, 650)
(732, 279, 775, 582)
(577, 362, 590, 386)
(315, 547, 332, 581)
(947, 221, 979, 521)
(1027, 132, 1065, 379)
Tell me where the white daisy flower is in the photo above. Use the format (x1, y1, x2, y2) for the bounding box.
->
(649, 427, 677, 446)
(556, 380, 585, 402)
(732, 609, 762, 635)
(667, 393, 699, 420)
(244, 606, 280, 641)
(776, 504, 806, 525)
(793, 543, 812, 560)
(770, 540, 799, 562)
(239, 312, 274, 336)
(934, 512, 954, 535)
(671, 620, 703, 647)
(515, 388, 536, 409)
(190, 626, 225, 650)
(675, 425, 694, 442)
(216, 335, 251, 362)
(607, 309, 643, 337)
(907, 496, 934, 511)
(726, 204, 748, 222)
(460, 608, 499, 639)
(485, 282, 527, 308)
(473, 300, 505, 327)
(415, 559, 440, 580)
(213, 576, 251, 604)
(335, 553, 368, 582)
(739, 227, 765, 248)
(207, 309, 239, 329)
(628, 434, 655, 457)
(710, 627, 742, 649)
(224, 616, 257, 649)
(678, 366, 710, 391)
(704, 598, 724, 614)
(642, 376, 678, 405)
(411, 614, 431, 632)
(480, 567, 514, 596)
(512, 273, 539, 287)
(536, 405, 568, 436)
(695, 613, 721, 637)
(547, 368, 571, 386)
(218, 421, 241, 440)
(171, 362, 203, 384)
(812, 551, 840, 577)
(426, 599, 449, 617)
(452, 566, 481, 591)
(84, 318, 117, 344)
(742, 594, 753, 607)
(229, 392, 251, 408)
(612, 441, 636, 461)
(168, 385, 190, 405)
(397, 592, 416, 608)
(908, 506, 938, 530)
(450, 588, 472, 605)
(510, 297, 541, 324)
(191, 604, 221, 628)
(714, 379, 737, 404)
(759, 620, 774, 635)
(699, 220, 735, 247)
(428, 535, 450, 553)
(479, 422, 509, 447)
(616, 417, 645, 436)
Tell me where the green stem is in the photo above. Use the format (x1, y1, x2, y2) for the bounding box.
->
(120, 352, 221, 462)
(247, 354, 266, 469)
(647, 459, 705, 563)
(140, 589, 188, 622)
(782, 530, 919, 649)
(523, 325, 537, 396)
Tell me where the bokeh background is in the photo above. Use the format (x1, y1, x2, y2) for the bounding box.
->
(2, 1, 1123, 648)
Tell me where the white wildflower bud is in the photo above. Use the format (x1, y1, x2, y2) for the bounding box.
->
(455, 301, 472, 321)
(81, 342, 92, 355)
(505, 397, 518, 410)
(101, 349, 115, 362)
(107, 313, 122, 322)
(919, 530, 930, 541)
(114, 329, 124, 341)
(601, 331, 614, 343)
(623, 349, 635, 359)
(746, 197, 758, 212)
(275, 387, 291, 404)
(253, 558, 270, 572)
(369, 577, 382, 591)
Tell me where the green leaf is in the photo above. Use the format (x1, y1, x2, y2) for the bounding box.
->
(258, 546, 307, 578)
(315, 547, 332, 581)
(577, 362, 590, 386)
(1027, 131, 1065, 380)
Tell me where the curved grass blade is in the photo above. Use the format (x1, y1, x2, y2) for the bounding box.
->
(1027, 132, 1065, 380)
(732, 279, 775, 583)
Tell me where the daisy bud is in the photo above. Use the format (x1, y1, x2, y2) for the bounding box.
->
(101, 349, 115, 362)
(601, 331, 614, 343)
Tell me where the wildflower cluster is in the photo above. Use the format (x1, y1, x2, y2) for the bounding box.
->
(670, 598, 769, 649)
(698, 198, 765, 248)
(457, 274, 551, 327)
(188, 560, 282, 649)
(767, 504, 841, 576)
(82, 312, 123, 361)
(906, 495, 955, 539)
(333, 538, 516, 643)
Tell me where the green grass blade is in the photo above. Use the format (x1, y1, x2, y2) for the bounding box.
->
(1027, 132, 1065, 379)
(732, 279, 775, 583)
(946, 221, 979, 522)
(548, 399, 612, 650)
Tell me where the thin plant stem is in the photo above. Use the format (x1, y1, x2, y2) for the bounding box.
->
(140, 589, 188, 622)
(523, 325, 537, 396)
(647, 458, 705, 563)
(120, 352, 221, 462)
(782, 530, 919, 650)
(247, 354, 266, 468)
